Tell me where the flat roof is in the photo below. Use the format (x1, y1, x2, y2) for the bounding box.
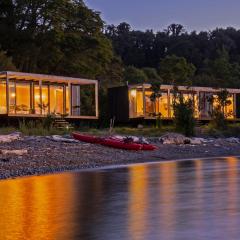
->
(128, 83, 240, 94)
(0, 71, 98, 85)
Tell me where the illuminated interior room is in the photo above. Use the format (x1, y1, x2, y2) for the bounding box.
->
(0, 71, 99, 119)
(108, 84, 240, 123)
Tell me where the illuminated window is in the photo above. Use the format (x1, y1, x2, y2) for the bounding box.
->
(0, 80, 7, 114)
(41, 85, 49, 115)
(9, 82, 16, 114)
(71, 85, 81, 116)
(66, 86, 70, 115)
(145, 91, 154, 117)
(226, 95, 234, 119)
(15, 82, 31, 114)
(158, 92, 168, 118)
(129, 89, 144, 118)
(50, 85, 63, 115)
(34, 83, 41, 114)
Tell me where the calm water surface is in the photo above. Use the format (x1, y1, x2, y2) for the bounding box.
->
(0, 157, 240, 240)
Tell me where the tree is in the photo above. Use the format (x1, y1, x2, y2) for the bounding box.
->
(173, 92, 195, 136)
(159, 55, 196, 85)
(0, 50, 17, 71)
(208, 89, 232, 129)
(0, 0, 113, 78)
(142, 68, 162, 83)
(123, 66, 148, 84)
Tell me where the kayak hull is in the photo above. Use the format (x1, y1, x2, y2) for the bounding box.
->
(72, 132, 157, 151)
(72, 132, 102, 144)
(101, 139, 142, 151)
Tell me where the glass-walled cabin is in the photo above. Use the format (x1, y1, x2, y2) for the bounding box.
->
(128, 84, 239, 120)
(0, 71, 99, 119)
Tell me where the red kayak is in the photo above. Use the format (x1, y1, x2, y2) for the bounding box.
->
(101, 138, 143, 150)
(72, 132, 103, 144)
(72, 132, 157, 151)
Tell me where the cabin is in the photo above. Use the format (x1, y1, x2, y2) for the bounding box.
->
(108, 84, 240, 122)
(0, 71, 99, 119)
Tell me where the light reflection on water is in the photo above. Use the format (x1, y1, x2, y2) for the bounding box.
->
(0, 157, 240, 240)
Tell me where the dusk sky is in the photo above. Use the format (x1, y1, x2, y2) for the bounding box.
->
(85, 0, 240, 32)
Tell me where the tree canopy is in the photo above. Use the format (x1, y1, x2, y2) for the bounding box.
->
(0, 0, 113, 78)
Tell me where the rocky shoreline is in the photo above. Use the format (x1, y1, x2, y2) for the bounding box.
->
(1, 133, 240, 180)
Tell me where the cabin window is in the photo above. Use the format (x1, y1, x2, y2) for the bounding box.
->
(33, 83, 41, 114)
(129, 89, 144, 118)
(41, 85, 49, 115)
(66, 85, 70, 115)
(226, 95, 234, 119)
(71, 85, 81, 116)
(0, 80, 7, 114)
(15, 82, 31, 114)
(50, 85, 64, 115)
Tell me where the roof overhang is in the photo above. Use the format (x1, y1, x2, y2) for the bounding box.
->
(128, 83, 240, 94)
(0, 71, 98, 85)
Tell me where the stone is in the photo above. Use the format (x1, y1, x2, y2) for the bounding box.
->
(46, 135, 79, 143)
(189, 138, 204, 145)
(0, 149, 28, 155)
(159, 133, 187, 145)
(0, 132, 22, 143)
(226, 137, 240, 144)
(137, 124, 144, 129)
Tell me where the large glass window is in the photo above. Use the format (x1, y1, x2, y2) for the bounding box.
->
(225, 95, 234, 119)
(15, 82, 31, 114)
(66, 86, 70, 115)
(34, 83, 41, 114)
(71, 85, 81, 116)
(129, 89, 144, 118)
(41, 85, 49, 115)
(50, 85, 63, 115)
(0, 80, 7, 114)
(145, 91, 155, 117)
(9, 82, 16, 114)
(157, 92, 169, 118)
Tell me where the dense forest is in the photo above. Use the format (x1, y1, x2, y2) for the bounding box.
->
(1, 0, 240, 90)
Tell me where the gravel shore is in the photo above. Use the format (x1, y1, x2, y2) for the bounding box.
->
(0, 135, 240, 179)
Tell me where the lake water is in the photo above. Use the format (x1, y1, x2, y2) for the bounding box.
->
(0, 157, 240, 240)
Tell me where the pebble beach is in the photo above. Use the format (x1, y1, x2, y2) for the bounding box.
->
(1, 134, 240, 179)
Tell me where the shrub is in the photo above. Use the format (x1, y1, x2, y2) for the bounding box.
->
(173, 94, 195, 136)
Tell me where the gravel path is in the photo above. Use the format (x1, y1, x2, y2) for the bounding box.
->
(0, 136, 240, 179)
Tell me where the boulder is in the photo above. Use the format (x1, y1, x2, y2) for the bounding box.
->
(0, 132, 22, 143)
(226, 137, 240, 144)
(0, 149, 28, 155)
(159, 133, 204, 145)
(189, 138, 204, 145)
(159, 133, 187, 145)
(46, 135, 79, 143)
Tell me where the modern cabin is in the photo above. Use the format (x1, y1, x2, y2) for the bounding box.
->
(108, 84, 240, 122)
(0, 71, 98, 119)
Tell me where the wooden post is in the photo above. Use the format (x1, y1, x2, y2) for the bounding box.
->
(63, 85, 66, 115)
(68, 82, 72, 116)
(6, 72, 9, 115)
(167, 88, 171, 118)
(95, 81, 99, 118)
(143, 84, 146, 118)
(234, 93, 237, 119)
(39, 80, 42, 115)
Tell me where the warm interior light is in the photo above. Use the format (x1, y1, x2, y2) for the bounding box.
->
(11, 93, 15, 98)
(35, 94, 40, 100)
(42, 94, 46, 100)
(130, 90, 137, 98)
